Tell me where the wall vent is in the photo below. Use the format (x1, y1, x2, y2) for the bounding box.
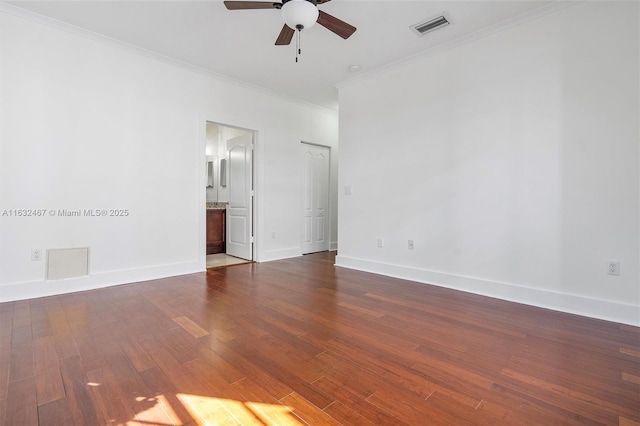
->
(47, 247, 89, 280)
(411, 15, 450, 36)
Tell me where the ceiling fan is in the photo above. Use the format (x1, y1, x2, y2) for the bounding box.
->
(223, 0, 357, 46)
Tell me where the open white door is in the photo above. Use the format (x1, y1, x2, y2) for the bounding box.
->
(302, 143, 330, 254)
(226, 133, 253, 260)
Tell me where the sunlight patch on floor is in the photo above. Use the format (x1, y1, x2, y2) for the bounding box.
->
(176, 393, 304, 425)
(135, 394, 183, 425)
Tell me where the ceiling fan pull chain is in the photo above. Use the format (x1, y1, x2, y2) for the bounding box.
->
(296, 28, 300, 62)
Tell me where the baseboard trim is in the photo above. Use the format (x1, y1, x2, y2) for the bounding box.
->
(260, 247, 302, 263)
(0, 261, 202, 303)
(330, 242, 338, 251)
(335, 255, 640, 327)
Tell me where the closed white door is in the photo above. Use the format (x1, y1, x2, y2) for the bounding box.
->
(226, 133, 253, 260)
(302, 143, 330, 254)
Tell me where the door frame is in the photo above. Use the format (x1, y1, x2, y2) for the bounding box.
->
(300, 141, 332, 255)
(198, 113, 262, 269)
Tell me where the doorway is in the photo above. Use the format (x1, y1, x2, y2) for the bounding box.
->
(205, 122, 254, 268)
(301, 142, 331, 254)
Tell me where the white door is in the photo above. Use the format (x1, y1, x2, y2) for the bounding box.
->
(226, 133, 253, 260)
(302, 144, 330, 254)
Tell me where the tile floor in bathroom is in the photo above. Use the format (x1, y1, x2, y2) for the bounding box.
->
(206, 253, 251, 269)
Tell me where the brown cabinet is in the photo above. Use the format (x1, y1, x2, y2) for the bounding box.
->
(206, 209, 226, 255)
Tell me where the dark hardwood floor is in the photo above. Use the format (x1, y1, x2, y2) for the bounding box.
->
(0, 252, 638, 425)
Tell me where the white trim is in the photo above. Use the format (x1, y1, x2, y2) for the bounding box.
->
(335, 255, 640, 327)
(0, 261, 202, 303)
(260, 248, 302, 263)
(335, 1, 580, 91)
(0, 1, 337, 117)
(330, 242, 338, 251)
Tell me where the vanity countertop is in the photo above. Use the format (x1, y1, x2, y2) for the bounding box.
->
(206, 202, 227, 210)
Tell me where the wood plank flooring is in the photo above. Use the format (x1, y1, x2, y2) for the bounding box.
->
(0, 251, 638, 425)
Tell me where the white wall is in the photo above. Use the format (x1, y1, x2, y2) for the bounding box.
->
(0, 6, 338, 301)
(337, 1, 639, 325)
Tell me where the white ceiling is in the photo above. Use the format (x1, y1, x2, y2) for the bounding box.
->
(6, 0, 555, 110)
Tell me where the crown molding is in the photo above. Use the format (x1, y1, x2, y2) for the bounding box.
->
(0, 1, 338, 117)
(335, 1, 581, 91)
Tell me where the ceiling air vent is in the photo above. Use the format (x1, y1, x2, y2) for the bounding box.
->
(411, 15, 450, 37)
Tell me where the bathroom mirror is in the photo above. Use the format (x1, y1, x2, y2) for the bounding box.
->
(206, 156, 218, 202)
(220, 158, 227, 187)
(206, 161, 214, 188)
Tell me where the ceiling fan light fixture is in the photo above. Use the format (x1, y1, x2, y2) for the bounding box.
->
(281, 0, 319, 30)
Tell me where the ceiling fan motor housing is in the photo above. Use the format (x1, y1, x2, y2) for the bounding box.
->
(278, 0, 323, 5)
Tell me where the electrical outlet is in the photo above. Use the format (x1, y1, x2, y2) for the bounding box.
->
(607, 260, 620, 276)
(377, 238, 383, 248)
(408, 240, 414, 250)
(344, 185, 352, 196)
(31, 249, 42, 262)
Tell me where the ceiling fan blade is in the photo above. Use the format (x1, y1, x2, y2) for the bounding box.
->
(275, 24, 295, 45)
(224, 1, 278, 10)
(317, 10, 356, 39)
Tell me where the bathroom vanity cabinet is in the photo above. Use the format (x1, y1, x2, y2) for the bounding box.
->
(206, 209, 226, 255)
